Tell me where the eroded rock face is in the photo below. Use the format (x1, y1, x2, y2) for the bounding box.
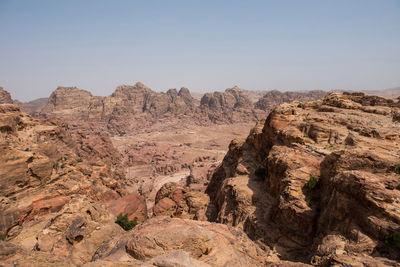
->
(40, 83, 203, 134)
(207, 92, 400, 265)
(0, 87, 13, 104)
(254, 89, 327, 111)
(0, 104, 125, 240)
(125, 216, 269, 267)
(153, 182, 210, 220)
(200, 86, 262, 123)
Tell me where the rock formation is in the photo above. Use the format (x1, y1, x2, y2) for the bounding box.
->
(207, 92, 400, 265)
(0, 87, 13, 104)
(39, 83, 329, 135)
(254, 89, 327, 111)
(14, 97, 49, 114)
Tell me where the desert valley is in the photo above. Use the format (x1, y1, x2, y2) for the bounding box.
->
(0, 83, 400, 266)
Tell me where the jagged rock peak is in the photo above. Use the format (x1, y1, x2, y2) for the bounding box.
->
(53, 86, 93, 95)
(167, 88, 178, 96)
(178, 87, 191, 96)
(0, 86, 13, 104)
(113, 82, 152, 97)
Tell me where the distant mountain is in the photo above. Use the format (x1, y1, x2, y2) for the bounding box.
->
(363, 87, 400, 99)
(14, 97, 49, 114)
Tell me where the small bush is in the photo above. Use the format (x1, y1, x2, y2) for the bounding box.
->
(297, 103, 304, 108)
(162, 192, 171, 199)
(0, 234, 6, 241)
(306, 176, 318, 190)
(18, 127, 23, 131)
(116, 213, 137, 231)
(24, 148, 29, 152)
(254, 166, 266, 179)
(394, 164, 400, 175)
(53, 161, 59, 169)
(77, 158, 83, 163)
(385, 232, 400, 249)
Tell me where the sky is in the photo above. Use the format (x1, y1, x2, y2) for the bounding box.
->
(0, 0, 399, 101)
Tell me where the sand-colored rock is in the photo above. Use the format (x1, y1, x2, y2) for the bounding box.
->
(0, 87, 13, 104)
(125, 216, 269, 266)
(207, 92, 400, 264)
(107, 193, 147, 222)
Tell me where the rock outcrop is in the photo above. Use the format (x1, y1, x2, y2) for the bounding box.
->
(0, 87, 13, 104)
(254, 89, 327, 111)
(207, 92, 400, 265)
(0, 104, 129, 241)
(39, 83, 328, 135)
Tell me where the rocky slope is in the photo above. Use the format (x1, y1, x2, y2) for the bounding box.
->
(254, 89, 327, 112)
(38, 83, 329, 135)
(206, 92, 400, 266)
(2, 101, 303, 266)
(15, 97, 49, 114)
(0, 87, 13, 104)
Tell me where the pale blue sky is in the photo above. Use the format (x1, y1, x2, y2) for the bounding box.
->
(0, 0, 399, 101)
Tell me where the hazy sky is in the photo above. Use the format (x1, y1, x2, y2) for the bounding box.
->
(0, 0, 399, 101)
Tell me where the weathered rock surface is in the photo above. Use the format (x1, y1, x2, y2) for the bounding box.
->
(88, 216, 312, 266)
(207, 92, 400, 265)
(14, 97, 49, 114)
(0, 104, 126, 241)
(39, 83, 328, 135)
(107, 193, 147, 222)
(0, 86, 13, 104)
(254, 89, 327, 111)
(153, 182, 210, 220)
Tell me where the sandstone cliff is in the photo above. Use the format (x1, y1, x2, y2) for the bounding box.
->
(254, 89, 327, 111)
(39, 83, 329, 135)
(207, 92, 400, 265)
(0, 87, 13, 104)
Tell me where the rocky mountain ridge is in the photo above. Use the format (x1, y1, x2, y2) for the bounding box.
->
(37, 82, 328, 134)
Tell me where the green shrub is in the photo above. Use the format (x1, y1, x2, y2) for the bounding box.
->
(306, 176, 318, 189)
(77, 158, 83, 163)
(385, 232, 400, 248)
(394, 164, 400, 175)
(0, 234, 6, 241)
(254, 166, 266, 179)
(53, 161, 59, 169)
(297, 103, 304, 108)
(162, 192, 171, 199)
(116, 213, 137, 231)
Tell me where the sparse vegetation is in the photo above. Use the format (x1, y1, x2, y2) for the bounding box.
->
(297, 103, 304, 108)
(54, 161, 59, 169)
(394, 164, 400, 175)
(24, 148, 29, 151)
(18, 126, 23, 131)
(77, 158, 83, 162)
(306, 176, 318, 189)
(115, 213, 137, 231)
(254, 166, 266, 180)
(385, 232, 400, 249)
(162, 192, 171, 199)
(304, 176, 320, 207)
(0, 234, 6, 241)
